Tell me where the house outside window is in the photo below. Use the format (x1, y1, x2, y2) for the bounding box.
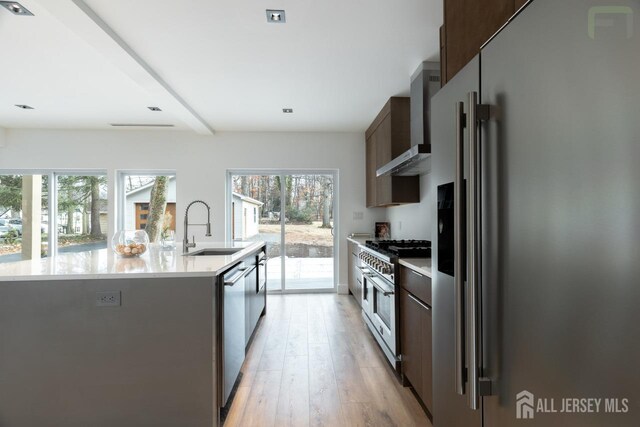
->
(118, 173, 177, 243)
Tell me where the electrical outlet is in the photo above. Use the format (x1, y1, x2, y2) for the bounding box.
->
(96, 291, 121, 307)
(398, 221, 403, 231)
(353, 211, 364, 220)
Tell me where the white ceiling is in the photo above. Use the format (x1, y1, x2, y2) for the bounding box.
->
(0, 0, 442, 133)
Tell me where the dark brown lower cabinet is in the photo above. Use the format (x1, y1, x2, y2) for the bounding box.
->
(347, 241, 362, 307)
(400, 288, 433, 415)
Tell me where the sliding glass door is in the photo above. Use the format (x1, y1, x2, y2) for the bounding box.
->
(228, 171, 337, 292)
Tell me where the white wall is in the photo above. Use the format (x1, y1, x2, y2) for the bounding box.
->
(383, 173, 433, 240)
(0, 129, 385, 288)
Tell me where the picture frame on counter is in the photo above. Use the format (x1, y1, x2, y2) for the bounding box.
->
(375, 222, 391, 239)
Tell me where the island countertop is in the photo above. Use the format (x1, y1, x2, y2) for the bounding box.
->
(0, 241, 265, 282)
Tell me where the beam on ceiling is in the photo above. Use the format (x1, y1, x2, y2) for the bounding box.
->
(32, 0, 214, 135)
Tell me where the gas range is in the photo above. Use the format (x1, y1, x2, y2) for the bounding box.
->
(357, 239, 431, 373)
(365, 239, 432, 260)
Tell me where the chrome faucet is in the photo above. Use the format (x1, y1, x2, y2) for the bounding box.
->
(183, 200, 212, 253)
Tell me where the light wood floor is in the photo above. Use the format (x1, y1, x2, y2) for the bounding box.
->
(223, 293, 432, 427)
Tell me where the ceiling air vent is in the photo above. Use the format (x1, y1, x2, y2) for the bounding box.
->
(110, 124, 175, 127)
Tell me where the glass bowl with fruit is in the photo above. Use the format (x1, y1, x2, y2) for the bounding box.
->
(112, 230, 149, 258)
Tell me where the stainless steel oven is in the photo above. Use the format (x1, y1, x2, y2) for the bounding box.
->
(358, 240, 431, 374)
(366, 269, 396, 357)
(359, 266, 372, 317)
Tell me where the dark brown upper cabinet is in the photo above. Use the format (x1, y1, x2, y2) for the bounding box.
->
(514, 0, 528, 10)
(365, 97, 420, 208)
(441, 0, 520, 85)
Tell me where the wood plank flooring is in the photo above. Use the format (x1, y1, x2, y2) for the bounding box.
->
(224, 293, 431, 427)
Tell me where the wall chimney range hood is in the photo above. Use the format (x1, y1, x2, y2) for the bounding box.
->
(377, 62, 440, 177)
(376, 144, 431, 177)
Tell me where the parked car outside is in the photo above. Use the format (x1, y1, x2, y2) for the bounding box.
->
(0, 219, 48, 235)
(0, 219, 11, 238)
(8, 219, 22, 236)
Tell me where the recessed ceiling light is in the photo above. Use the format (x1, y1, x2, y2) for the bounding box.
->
(147, 106, 162, 111)
(282, 108, 293, 113)
(266, 9, 285, 23)
(15, 104, 34, 110)
(0, 2, 34, 16)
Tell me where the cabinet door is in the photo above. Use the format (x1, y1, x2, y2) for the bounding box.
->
(375, 114, 393, 168)
(514, 0, 528, 10)
(348, 242, 355, 295)
(254, 283, 266, 327)
(365, 136, 377, 208)
(421, 301, 433, 413)
(399, 266, 432, 306)
(374, 117, 392, 206)
(400, 288, 423, 398)
(440, 26, 447, 86)
(245, 266, 257, 347)
(444, 0, 514, 81)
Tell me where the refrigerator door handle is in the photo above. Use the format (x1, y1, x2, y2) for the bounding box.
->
(467, 91, 481, 410)
(454, 100, 467, 396)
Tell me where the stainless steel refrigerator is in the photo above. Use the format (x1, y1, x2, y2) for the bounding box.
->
(431, 0, 640, 425)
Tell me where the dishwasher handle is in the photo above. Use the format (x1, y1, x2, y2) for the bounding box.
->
(224, 266, 247, 286)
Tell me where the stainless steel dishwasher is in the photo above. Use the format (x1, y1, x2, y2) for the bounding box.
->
(220, 261, 253, 406)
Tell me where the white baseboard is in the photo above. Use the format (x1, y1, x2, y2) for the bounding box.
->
(337, 283, 349, 295)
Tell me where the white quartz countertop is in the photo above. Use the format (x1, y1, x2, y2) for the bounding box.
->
(0, 241, 265, 282)
(346, 236, 370, 246)
(399, 258, 432, 278)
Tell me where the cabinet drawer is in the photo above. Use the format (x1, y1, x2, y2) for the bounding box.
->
(399, 265, 431, 306)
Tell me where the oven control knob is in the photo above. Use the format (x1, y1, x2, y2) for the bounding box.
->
(381, 266, 391, 274)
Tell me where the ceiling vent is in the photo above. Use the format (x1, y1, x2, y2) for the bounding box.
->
(0, 2, 33, 16)
(266, 9, 285, 23)
(110, 124, 174, 127)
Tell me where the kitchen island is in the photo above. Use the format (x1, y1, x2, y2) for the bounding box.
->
(0, 241, 266, 427)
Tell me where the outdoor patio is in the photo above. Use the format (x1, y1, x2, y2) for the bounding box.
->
(266, 256, 334, 290)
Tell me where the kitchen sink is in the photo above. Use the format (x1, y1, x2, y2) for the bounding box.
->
(186, 248, 244, 256)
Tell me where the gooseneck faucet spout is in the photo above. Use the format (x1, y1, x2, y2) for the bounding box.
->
(183, 200, 212, 253)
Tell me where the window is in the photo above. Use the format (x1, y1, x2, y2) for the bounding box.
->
(55, 173, 108, 254)
(0, 174, 49, 263)
(253, 207, 257, 223)
(1, 171, 112, 262)
(118, 173, 176, 243)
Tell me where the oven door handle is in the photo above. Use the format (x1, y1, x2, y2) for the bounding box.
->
(365, 273, 395, 296)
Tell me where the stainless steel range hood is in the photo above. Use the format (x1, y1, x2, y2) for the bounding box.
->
(377, 62, 440, 177)
(376, 144, 431, 177)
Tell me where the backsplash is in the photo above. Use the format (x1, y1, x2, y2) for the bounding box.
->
(384, 173, 432, 240)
